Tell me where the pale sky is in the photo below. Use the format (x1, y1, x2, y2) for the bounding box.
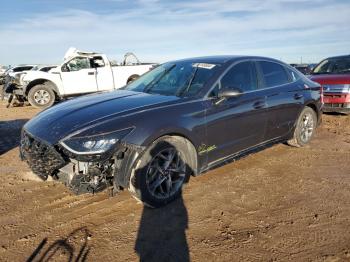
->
(0, 0, 349, 66)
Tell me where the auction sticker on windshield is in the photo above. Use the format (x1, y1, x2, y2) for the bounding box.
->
(193, 63, 216, 69)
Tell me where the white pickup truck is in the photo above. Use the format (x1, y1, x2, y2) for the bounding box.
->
(15, 48, 156, 108)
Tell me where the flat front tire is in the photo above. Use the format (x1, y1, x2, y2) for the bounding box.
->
(128, 136, 191, 208)
(288, 107, 317, 147)
(28, 84, 55, 108)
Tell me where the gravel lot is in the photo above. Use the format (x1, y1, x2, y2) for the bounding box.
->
(0, 101, 350, 261)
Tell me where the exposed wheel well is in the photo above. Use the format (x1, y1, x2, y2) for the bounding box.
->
(150, 134, 198, 176)
(25, 79, 59, 97)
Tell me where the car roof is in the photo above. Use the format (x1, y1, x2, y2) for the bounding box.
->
(324, 54, 350, 60)
(169, 55, 285, 65)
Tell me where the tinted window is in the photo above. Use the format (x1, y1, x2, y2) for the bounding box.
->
(90, 56, 105, 68)
(259, 61, 289, 87)
(125, 62, 220, 97)
(286, 67, 300, 82)
(220, 61, 257, 92)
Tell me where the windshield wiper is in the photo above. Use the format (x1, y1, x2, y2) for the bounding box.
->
(177, 66, 199, 97)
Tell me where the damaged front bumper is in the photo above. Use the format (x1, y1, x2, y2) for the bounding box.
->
(20, 130, 145, 194)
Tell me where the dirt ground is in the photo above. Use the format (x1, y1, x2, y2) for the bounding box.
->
(0, 101, 350, 262)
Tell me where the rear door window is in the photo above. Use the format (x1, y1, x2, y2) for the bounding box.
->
(258, 61, 290, 88)
(285, 67, 301, 82)
(90, 56, 105, 68)
(220, 61, 258, 92)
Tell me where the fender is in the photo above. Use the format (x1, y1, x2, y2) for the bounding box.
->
(133, 126, 200, 174)
(22, 71, 63, 96)
(304, 99, 322, 126)
(24, 79, 61, 97)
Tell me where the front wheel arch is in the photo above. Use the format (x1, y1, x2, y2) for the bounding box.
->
(127, 135, 197, 207)
(25, 79, 59, 97)
(304, 102, 320, 123)
(145, 134, 198, 176)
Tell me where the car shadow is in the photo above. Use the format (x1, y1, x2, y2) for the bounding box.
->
(323, 112, 349, 116)
(134, 140, 191, 262)
(26, 227, 91, 262)
(135, 196, 190, 262)
(0, 119, 28, 155)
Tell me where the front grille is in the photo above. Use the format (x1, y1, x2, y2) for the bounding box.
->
(20, 130, 66, 179)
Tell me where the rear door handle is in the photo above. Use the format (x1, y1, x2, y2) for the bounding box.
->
(253, 101, 266, 109)
(294, 93, 303, 100)
(88, 72, 95, 75)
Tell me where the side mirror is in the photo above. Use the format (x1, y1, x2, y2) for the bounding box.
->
(215, 87, 242, 105)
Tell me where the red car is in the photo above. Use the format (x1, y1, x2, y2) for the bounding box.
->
(309, 55, 350, 114)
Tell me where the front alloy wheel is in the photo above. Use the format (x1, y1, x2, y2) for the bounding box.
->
(33, 89, 50, 105)
(129, 136, 191, 208)
(28, 84, 55, 108)
(146, 148, 186, 200)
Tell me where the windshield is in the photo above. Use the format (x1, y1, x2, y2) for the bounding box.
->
(124, 61, 220, 97)
(312, 57, 350, 74)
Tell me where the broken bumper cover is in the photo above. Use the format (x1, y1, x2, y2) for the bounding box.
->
(20, 129, 145, 192)
(20, 130, 67, 180)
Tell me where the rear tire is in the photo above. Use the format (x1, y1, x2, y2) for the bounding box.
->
(28, 83, 56, 108)
(288, 107, 317, 147)
(128, 136, 191, 208)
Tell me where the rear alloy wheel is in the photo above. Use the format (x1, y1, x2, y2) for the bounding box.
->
(28, 84, 56, 108)
(129, 137, 191, 208)
(288, 107, 317, 147)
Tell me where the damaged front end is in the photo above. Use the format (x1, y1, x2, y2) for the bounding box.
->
(20, 129, 143, 195)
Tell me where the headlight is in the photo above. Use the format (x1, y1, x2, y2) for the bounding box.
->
(60, 127, 134, 155)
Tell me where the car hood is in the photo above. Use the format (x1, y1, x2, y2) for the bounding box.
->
(24, 90, 180, 144)
(309, 74, 350, 85)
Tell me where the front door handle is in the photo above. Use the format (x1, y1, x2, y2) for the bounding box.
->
(88, 72, 95, 75)
(294, 93, 303, 100)
(253, 101, 266, 109)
